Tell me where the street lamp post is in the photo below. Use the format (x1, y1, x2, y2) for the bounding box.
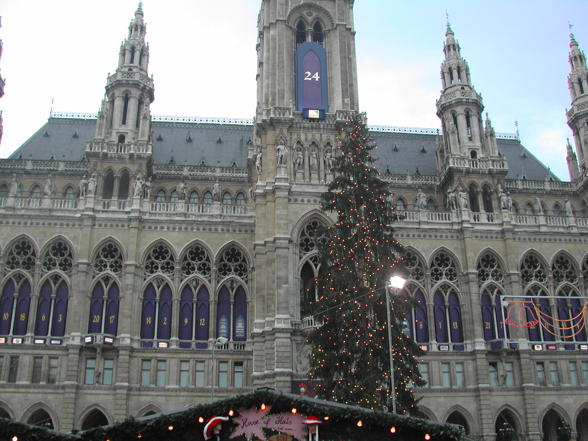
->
(386, 275, 407, 414)
(211, 336, 228, 400)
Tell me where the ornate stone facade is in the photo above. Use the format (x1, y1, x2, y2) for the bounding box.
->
(0, 2, 587, 441)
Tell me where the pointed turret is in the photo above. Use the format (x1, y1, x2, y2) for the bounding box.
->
(436, 24, 505, 182)
(566, 31, 588, 173)
(92, 2, 154, 145)
(566, 138, 579, 180)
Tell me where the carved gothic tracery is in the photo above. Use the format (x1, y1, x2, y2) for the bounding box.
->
(181, 244, 212, 280)
(299, 219, 327, 257)
(477, 252, 504, 286)
(93, 242, 123, 275)
(144, 243, 175, 277)
(431, 251, 458, 283)
(42, 240, 73, 274)
(520, 253, 548, 286)
(217, 246, 248, 282)
(552, 253, 578, 286)
(5, 238, 36, 273)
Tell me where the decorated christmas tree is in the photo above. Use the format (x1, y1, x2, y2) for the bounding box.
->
(308, 113, 424, 414)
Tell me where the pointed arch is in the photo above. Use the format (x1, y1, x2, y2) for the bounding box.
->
(404, 282, 429, 343)
(88, 275, 120, 336)
(35, 272, 69, 337)
(0, 401, 14, 420)
(495, 405, 524, 439)
(417, 406, 437, 421)
(0, 271, 32, 336)
(520, 250, 549, 287)
(550, 251, 579, 287)
(404, 247, 427, 283)
(4, 234, 38, 274)
(215, 242, 251, 284)
(576, 407, 588, 441)
(541, 407, 571, 441)
(429, 247, 461, 284)
(22, 403, 58, 430)
(136, 404, 162, 418)
(142, 239, 177, 279)
(445, 406, 474, 435)
(287, 3, 335, 30)
(140, 275, 173, 347)
(79, 406, 111, 431)
(178, 276, 211, 349)
(312, 21, 324, 43)
(524, 283, 554, 342)
(481, 283, 509, 347)
(476, 248, 506, 287)
(92, 237, 125, 275)
(102, 169, 115, 199)
(40, 235, 75, 275)
(117, 169, 130, 200)
(179, 240, 213, 281)
(295, 19, 307, 45)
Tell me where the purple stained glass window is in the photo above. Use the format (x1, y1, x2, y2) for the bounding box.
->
(88, 283, 105, 333)
(434, 291, 448, 343)
(448, 292, 463, 343)
(481, 293, 495, 341)
(35, 281, 52, 336)
(51, 280, 68, 336)
(233, 287, 247, 341)
(495, 294, 509, 339)
(196, 286, 210, 342)
(104, 283, 119, 336)
(571, 297, 587, 341)
(558, 298, 572, 341)
(526, 300, 541, 341)
(217, 286, 231, 339)
(414, 291, 429, 343)
(141, 284, 156, 340)
(539, 296, 555, 342)
(157, 284, 172, 340)
(13, 280, 31, 336)
(0, 280, 15, 335)
(179, 285, 193, 342)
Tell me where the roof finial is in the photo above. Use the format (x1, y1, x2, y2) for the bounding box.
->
(136, 1, 143, 14)
(445, 10, 452, 32)
(514, 120, 520, 139)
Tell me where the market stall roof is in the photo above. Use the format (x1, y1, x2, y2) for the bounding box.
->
(0, 389, 466, 441)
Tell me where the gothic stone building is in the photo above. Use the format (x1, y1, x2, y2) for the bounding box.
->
(0, 2, 587, 440)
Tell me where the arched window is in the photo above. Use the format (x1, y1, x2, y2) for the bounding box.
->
(520, 252, 548, 287)
(525, 284, 554, 342)
(181, 243, 212, 280)
(222, 192, 232, 205)
(170, 190, 179, 202)
(300, 255, 320, 319)
(233, 286, 247, 341)
(525, 202, 534, 215)
(477, 251, 504, 287)
(468, 184, 479, 212)
(31, 185, 42, 198)
(236, 193, 246, 206)
(122, 93, 130, 125)
(215, 283, 247, 341)
(404, 283, 428, 343)
(470, 150, 478, 159)
(93, 241, 123, 275)
(396, 198, 406, 211)
(552, 253, 578, 286)
(482, 185, 493, 212)
(298, 218, 327, 258)
(553, 203, 562, 216)
(35, 274, 68, 337)
(542, 410, 569, 441)
(178, 280, 209, 349)
(203, 191, 213, 204)
(465, 111, 472, 140)
(217, 245, 249, 282)
(27, 409, 54, 429)
(312, 22, 323, 43)
(118, 134, 126, 144)
(433, 284, 463, 348)
(5, 237, 36, 274)
(144, 243, 175, 278)
(155, 189, 166, 202)
(481, 284, 508, 348)
(118, 170, 130, 200)
(88, 276, 120, 336)
(0, 407, 11, 419)
(577, 409, 588, 441)
(496, 411, 520, 441)
(42, 239, 73, 275)
(217, 286, 231, 339)
(447, 411, 470, 435)
(189, 191, 199, 204)
(64, 186, 75, 199)
(0, 275, 31, 336)
(102, 170, 114, 200)
(81, 409, 109, 431)
(140, 278, 172, 346)
(0, 184, 8, 197)
(296, 20, 306, 45)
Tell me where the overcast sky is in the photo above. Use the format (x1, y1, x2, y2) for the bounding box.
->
(1, 0, 587, 180)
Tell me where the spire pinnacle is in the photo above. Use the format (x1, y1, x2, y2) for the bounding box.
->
(136, 1, 144, 15)
(445, 10, 453, 35)
(569, 21, 578, 47)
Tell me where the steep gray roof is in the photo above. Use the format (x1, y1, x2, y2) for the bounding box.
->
(7, 117, 557, 180)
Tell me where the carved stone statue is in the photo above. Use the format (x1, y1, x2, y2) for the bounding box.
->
(446, 188, 457, 210)
(9, 174, 18, 197)
(43, 176, 53, 197)
(144, 177, 152, 200)
(295, 147, 304, 171)
(79, 175, 88, 198)
(212, 182, 221, 202)
(534, 197, 544, 215)
(176, 181, 186, 200)
(565, 199, 574, 217)
(134, 176, 144, 198)
(255, 153, 262, 175)
(415, 188, 427, 210)
(324, 148, 333, 171)
(87, 174, 97, 196)
(310, 146, 318, 171)
(276, 142, 287, 166)
(498, 184, 509, 210)
(458, 187, 469, 210)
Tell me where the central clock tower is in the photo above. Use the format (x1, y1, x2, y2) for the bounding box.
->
(251, 0, 358, 391)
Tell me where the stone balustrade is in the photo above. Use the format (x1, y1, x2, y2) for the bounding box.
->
(86, 140, 152, 155)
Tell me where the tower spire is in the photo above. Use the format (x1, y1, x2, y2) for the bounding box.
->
(566, 31, 588, 175)
(92, 4, 154, 145)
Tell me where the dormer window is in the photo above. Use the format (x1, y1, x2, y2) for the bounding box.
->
(312, 22, 323, 44)
(296, 20, 306, 45)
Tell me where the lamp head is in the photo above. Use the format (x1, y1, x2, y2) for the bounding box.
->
(389, 275, 407, 289)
